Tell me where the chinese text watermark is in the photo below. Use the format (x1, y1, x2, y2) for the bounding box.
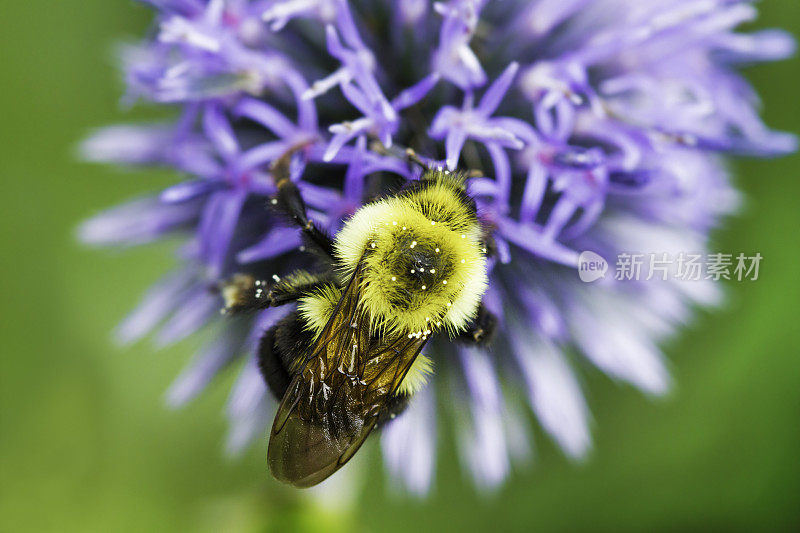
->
(578, 252, 762, 283)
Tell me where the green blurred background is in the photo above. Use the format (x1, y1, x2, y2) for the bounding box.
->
(1, 2, 799, 531)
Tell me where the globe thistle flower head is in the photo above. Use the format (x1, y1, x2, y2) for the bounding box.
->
(82, 0, 796, 494)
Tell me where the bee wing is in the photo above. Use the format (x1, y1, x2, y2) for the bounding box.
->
(268, 264, 427, 487)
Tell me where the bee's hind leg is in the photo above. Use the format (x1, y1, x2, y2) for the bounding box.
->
(456, 303, 498, 346)
(375, 393, 411, 429)
(259, 310, 316, 399)
(257, 324, 291, 400)
(220, 270, 336, 314)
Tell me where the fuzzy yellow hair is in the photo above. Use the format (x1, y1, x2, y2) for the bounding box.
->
(298, 283, 342, 335)
(334, 171, 488, 336)
(396, 354, 433, 395)
(296, 171, 487, 397)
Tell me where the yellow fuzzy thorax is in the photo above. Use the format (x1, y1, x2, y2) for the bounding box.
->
(333, 171, 488, 337)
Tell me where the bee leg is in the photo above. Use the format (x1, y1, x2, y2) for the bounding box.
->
(375, 393, 411, 429)
(259, 311, 316, 399)
(220, 271, 335, 314)
(457, 303, 498, 346)
(257, 324, 291, 399)
(481, 229, 499, 260)
(271, 173, 335, 261)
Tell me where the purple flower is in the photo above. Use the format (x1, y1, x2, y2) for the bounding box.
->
(430, 62, 524, 171)
(82, 0, 795, 494)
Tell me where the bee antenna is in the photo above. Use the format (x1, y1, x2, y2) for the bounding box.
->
(404, 148, 428, 171)
(270, 140, 313, 185)
(369, 139, 430, 174)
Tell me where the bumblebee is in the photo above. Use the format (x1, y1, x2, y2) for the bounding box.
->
(223, 152, 497, 487)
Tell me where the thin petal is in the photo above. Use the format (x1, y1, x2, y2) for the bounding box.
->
(381, 384, 436, 495)
(519, 162, 548, 225)
(234, 97, 297, 138)
(225, 395, 271, 456)
(237, 226, 302, 263)
(160, 180, 218, 203)
(154, 290, 218, 347)
(165, 325, 244, 407)
(511, 334, 591, 459)
(485, 142, 511, 206)
(79, 124, 172, 165)
(478, 62, 519, 116)
(202, 104, 239, 161)
(457, 347, 509, 489)
(392, 73, 441, 110)
(78, 197, 199, 247)
(115, 270, 196, 344)
(200, 190, 247, 277)
(445, 128, 467, 170)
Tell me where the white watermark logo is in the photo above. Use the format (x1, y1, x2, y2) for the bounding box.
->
(578, 251, 609, 283)
(578, 251, 762, 282)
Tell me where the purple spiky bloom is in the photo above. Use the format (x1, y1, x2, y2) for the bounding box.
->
(82, 0, 795, 493)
